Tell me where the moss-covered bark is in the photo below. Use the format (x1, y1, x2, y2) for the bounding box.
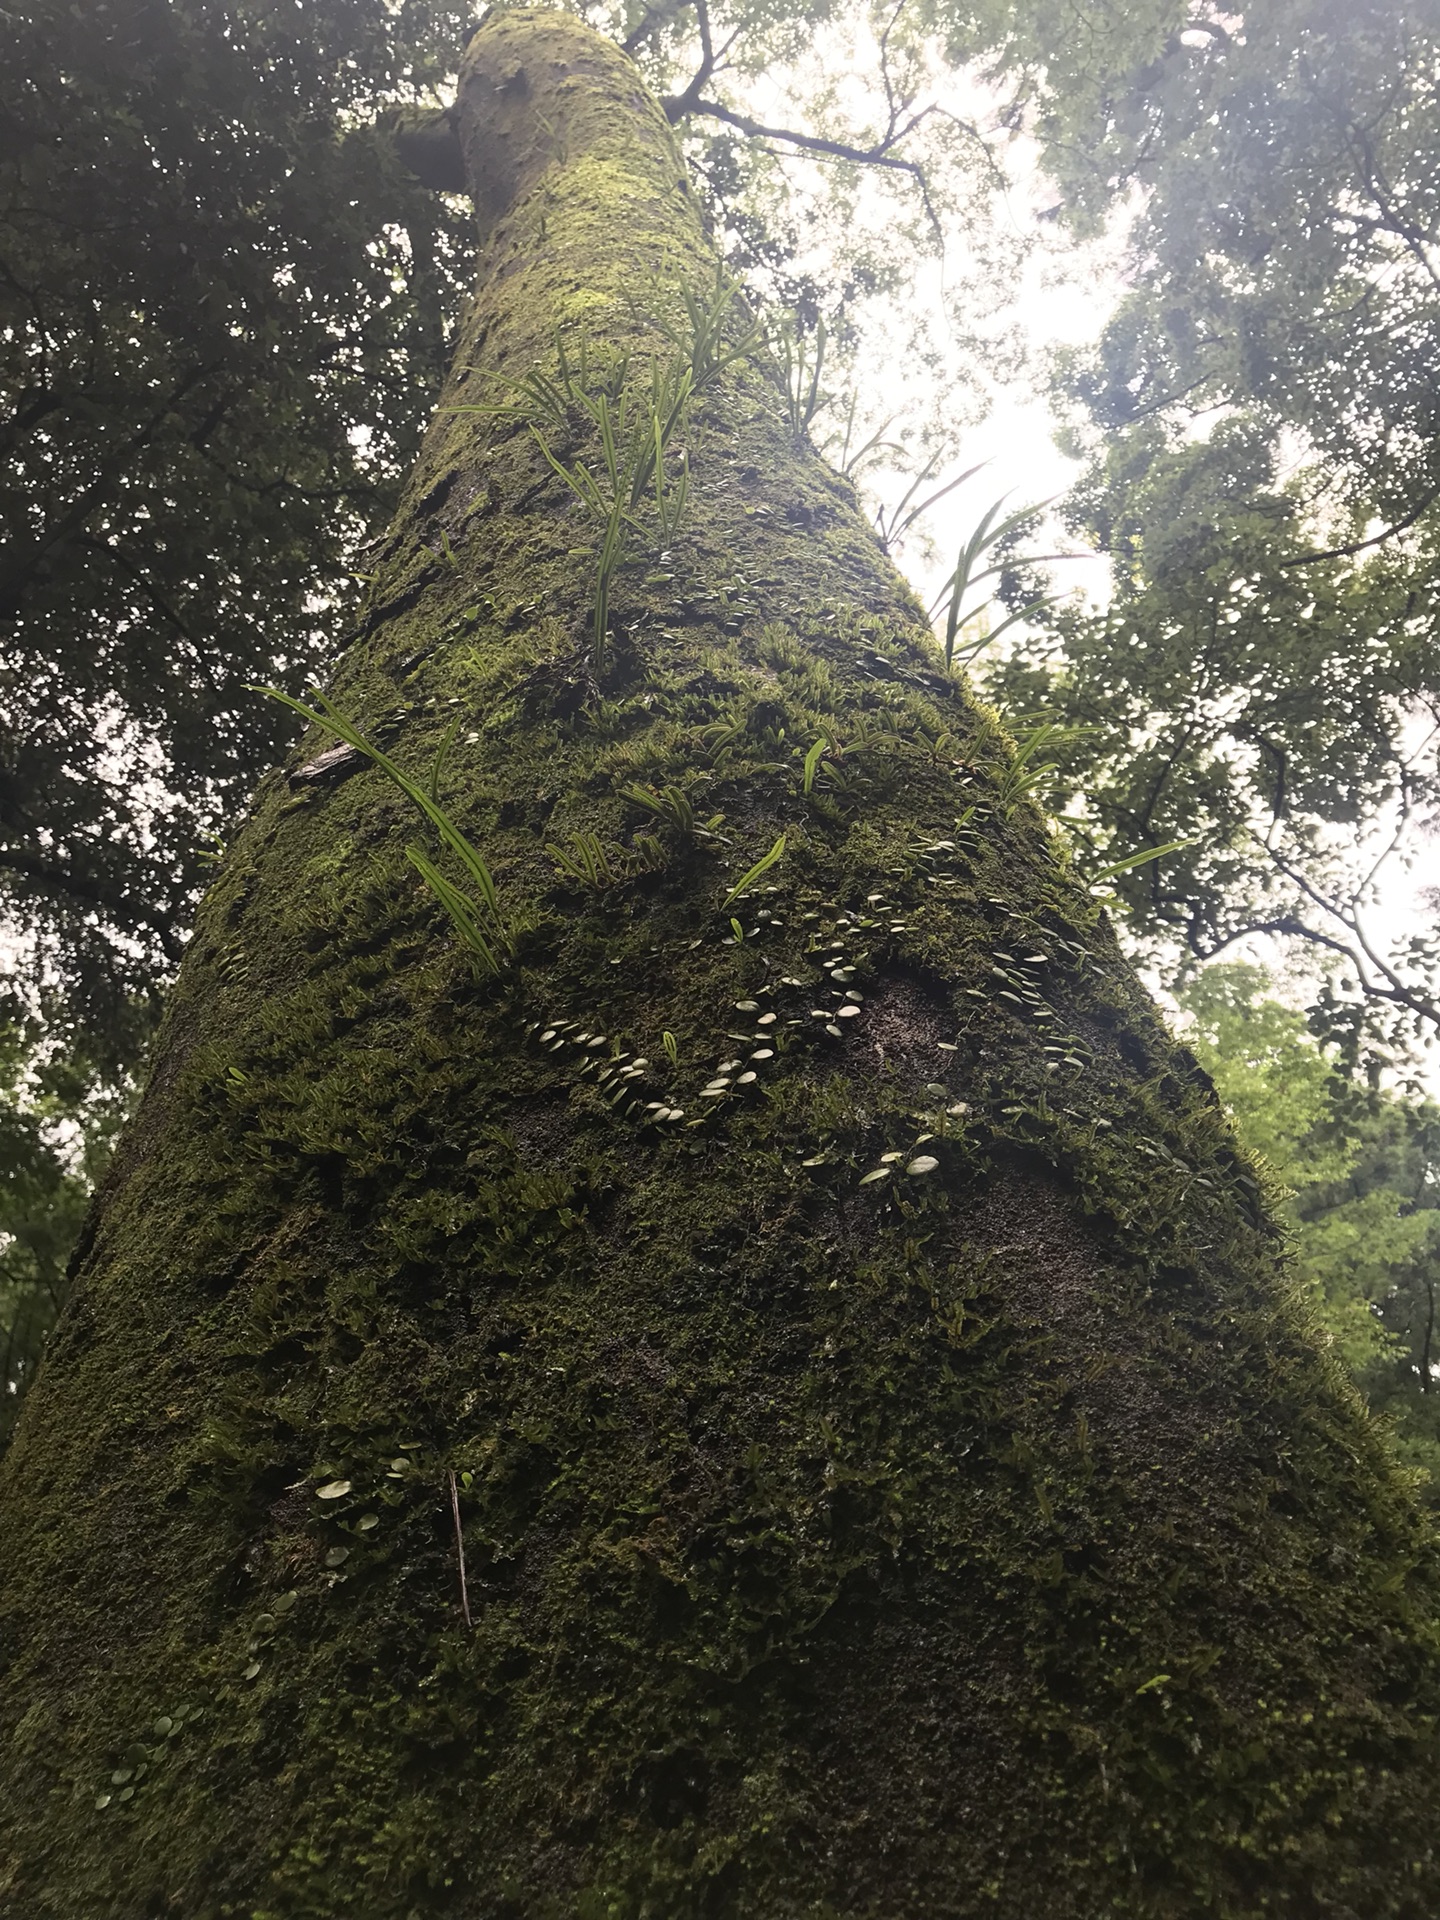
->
(2, 12, 1438, 1917)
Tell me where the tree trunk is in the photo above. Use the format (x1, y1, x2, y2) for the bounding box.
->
(2, 13, 1437, 1917)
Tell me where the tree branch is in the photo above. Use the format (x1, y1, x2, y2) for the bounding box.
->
(1279, 480, 1440, 568)
(664, 0, 718, 122)
(622, 0, 692, 55)
(663, 94, 931, 182)
(661, 4, 956, 244)
(0, 848, 186, 960)
(1238, 836, 1440, 1034)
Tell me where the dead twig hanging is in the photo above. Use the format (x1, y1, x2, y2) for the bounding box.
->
(447, 1468, 472, 1628)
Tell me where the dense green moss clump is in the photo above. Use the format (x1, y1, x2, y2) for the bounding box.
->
(2, 13, 1438, 1918)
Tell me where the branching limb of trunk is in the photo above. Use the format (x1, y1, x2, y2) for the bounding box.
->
(1278, 477, 1440, 568)
(664, 89, 931, 176)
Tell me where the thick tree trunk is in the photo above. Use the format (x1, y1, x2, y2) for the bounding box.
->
(2, 13, 1437, 1917)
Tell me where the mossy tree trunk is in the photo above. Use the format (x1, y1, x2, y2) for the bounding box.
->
(2, 13, 1438, 1917)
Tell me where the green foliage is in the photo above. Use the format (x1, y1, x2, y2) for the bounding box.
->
(0, 1009, 128, 1451)
(546, 830, 624, 891)
(821, 392, 902, 483)
(873, 453, 976, 557)
(262, 687, 507, 976)
(1182, 965, 1440, 1497)
(991, 0, 1440, 1056)
(771, 312, 828, 434)
(526, 359, 690, 671)
(619, 781, 723, 839)
(930, 492, 1058, 668)
(719, 831, 787, 913)
(653, 262, 769, 393)
(1, 0, 478, 1064)
(800, 734, 830, 795)
(1085, 839, 1188, 889)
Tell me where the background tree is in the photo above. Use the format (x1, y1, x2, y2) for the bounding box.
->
(982, 0, 1440, 1063)
(1, 0, 480, 1066)
(1179, 963, 1440, 1497)
(3, 15, 1439, 1913)
(0, 999, 124, 1450)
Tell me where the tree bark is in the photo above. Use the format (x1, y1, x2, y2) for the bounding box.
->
(2, 12, 1438, 1917)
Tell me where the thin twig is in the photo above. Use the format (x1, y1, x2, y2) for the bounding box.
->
(1197, 834, 1440, 1035)
(877, 0, 910, 149)
(447, 1468, 472, 1627)
(664, 93, 947, 244)
(622, 0, 691, 54)
(663, 94, 924, 177)
(1279, 480, 1440, 568)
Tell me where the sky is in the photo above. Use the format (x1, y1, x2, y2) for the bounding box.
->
(718, 29, 1125, 612)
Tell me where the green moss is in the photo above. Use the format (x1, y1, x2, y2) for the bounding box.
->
(1, 11, 1438, 1920)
